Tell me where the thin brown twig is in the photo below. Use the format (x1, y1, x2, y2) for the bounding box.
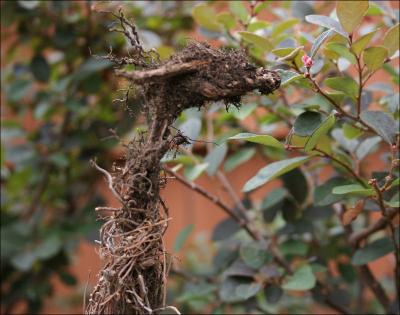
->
(313, 148, 366, 187)
(349, 207, 399, 246)
(165, 167, 260, 241)
(166, 167, 351, 315)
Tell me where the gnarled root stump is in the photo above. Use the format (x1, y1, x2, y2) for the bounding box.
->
(86, 40, 280, 314)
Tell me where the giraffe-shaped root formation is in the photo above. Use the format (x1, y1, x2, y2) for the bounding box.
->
(86, 11, 280, 315)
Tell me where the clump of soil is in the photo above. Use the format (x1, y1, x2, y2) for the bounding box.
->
(86, 11, 280, 315)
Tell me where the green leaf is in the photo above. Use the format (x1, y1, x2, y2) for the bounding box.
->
(179, 117, 201, 142)
(264, 285, 283, 304)
(192, 4, 221, 32)
(247, 20, 270, 32)
(326, 42, 356, 64)
(385, 198, 399, 208)
(275, 46, 304, 62)
(254, 1, 269, 14)
(261, 187, 287, 210)
(217, 12, 236, 30)
(236, 282, 262, 300)
(33, 235, 62, 259)
(282, 264, 316, 291)
(305, 15, 347, 37)
(243, 156, 310, 192)
(59, 271, 78, 286)
(363, 46, 388, 72)
(282, 168, 309, 204)
(184, 163, 209, 181)
(30, 55, 50, 82)
(223, 260, 256, 278)
(238, 31, 272, 51)
(10, 251, 36, 271)
(366, 2, 384, 16)
(18, 0, 39, 9)
(351, 30, 377, 55)
(74, 58, 113, 82)
(389, 178, 400, 189)
(272, 19, 299, 37)
(356, 136, 381, 160)
(224, 148, 256, 172)
(272, 47, 297, 57)
(276, 70, 302, 86)
(314, 177, 352, 206)
(293, 111, 324, 136)
(311, 29, 336, 59)
(280, 239, 309, 257)
(173, 224, 194, 252)
(324, 77, 358, 98)
(332, 184, 374, 196)
(219, 277, 257, 302)
(212, 218, 240, 241)
(352, 237, 395, 265)
(228, 133, 283, 149)
(304, 112, 336, 152)
(360, 111, 398, 144)
(229, 1, 248, 23)
(383, 23, 400, 57)
(229, 103, 257, 120)
(386, 191, 399, 208)
(7, 79, 32, 102)
(49, 152, 69, 168)
(337, 1, 369, 34)
(240, 242, 272, 269)
(343, 123, 363, 139)
(205, 143, 227, 176)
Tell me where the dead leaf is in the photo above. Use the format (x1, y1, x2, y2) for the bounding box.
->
(342, 200, 364, 225)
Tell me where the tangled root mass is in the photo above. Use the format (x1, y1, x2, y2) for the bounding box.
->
(86, 12, 280, 315)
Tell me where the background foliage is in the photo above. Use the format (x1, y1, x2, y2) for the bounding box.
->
(1, 1, 399, 314)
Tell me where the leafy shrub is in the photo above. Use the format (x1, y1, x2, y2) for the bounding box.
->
(165, 1, 399, 314)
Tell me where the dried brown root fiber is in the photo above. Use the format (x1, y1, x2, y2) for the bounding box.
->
(86, 16, 280, 315)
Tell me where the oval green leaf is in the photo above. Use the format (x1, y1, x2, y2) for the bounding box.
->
(383, 23, 400, 57)
(304, 112, 336, 152)
(332, 184, 374, 196)
(238, 31, 272, 51)
(282, 264, 316, 291)
(324, 77, 359, 98)
(228, 133, 283, 149)
(351, 30, 377, 55)
(363, 46, 388, 72)
(337, 1, 369, 34)
(360, 111, 397, 144)
(30, 54, 50, 82)
(192, 4, 222, 32)
(224, 148, 256, 172)
(293, 111, 324, 136)
(311, 29, 336, 59)
(173, 224, 194, 252)
(243, 156, 310, 192)
(305, 15, 347, 37)
(352, 237, 395, 265)
(184, 163, 209, 181)
(240, 242, 272, 269)
(326, 42, 356, 64)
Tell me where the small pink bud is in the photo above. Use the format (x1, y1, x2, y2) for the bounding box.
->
(302, 54, 313, 68)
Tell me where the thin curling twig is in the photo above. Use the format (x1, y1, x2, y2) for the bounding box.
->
(90, 158, 124, 205)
